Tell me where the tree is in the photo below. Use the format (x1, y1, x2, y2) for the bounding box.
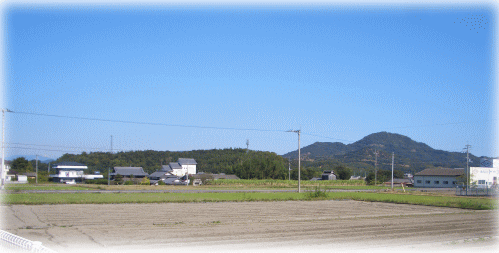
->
(140, 177, 150, 185)
(334, 166, 352, 180)
(11, 157, 33, 173)
(114, 174, 123, 185)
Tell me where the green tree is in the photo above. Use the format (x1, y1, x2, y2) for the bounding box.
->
(114, 174, 123, 185)
(11, 157, 33, 173)
(334, 166, 353, 180)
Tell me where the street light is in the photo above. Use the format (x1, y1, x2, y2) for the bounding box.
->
(1, 108, 13, 190)
(287, 129, 301, 193)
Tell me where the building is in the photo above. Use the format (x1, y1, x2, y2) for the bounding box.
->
(159, 158, 197, 177)
(413, 168, 464, 188)
(110, 167, 149, 179)
(49, 162, 88, 183)
(178, 158, 197, 175)
(469, 158, 499, 188)
(321, 171, 337, 180)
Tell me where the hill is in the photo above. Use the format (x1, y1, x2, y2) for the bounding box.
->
(283, 132, 480, 173)
(54, 149, 288, 180)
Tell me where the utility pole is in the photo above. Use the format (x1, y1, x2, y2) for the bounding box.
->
(286, 129, 301, 193)
(110, 135, 113, 154)
(288, 158, 291, 181)
(464, 144, 471, 195)
(391, 152, 394, 190)
(36, 155, 38, 184)
(1, 108, 12, 190)
(374, 149, 378, 186)
(108, 167, 110, 186)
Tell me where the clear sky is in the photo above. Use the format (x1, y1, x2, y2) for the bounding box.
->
(1, 1, 497, 160)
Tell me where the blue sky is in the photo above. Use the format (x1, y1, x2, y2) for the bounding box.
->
(1, 1, 497, 160)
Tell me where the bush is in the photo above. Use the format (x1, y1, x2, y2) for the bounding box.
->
(157, 180, 166, 185)
(306, 186, 328, 199)
(124, 180, 134, 185)
(85, 179, 109, 185)
(140, 177, 150, 185)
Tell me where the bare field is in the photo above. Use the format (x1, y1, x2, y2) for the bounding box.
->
(1, 200, 498, 253)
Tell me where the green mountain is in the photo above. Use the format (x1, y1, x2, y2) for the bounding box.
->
(283, 132, 480, 173)
(54, 148, 288, 180)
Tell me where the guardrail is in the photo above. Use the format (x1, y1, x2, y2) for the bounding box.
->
(0, 230, 57, 253)
(456, 185, 498, 196)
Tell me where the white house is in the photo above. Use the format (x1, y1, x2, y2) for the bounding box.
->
(159, 158, 197, 177)
(49, 162, 88, 184)
(178, 158, 197, 175)
(469, 158, 499, 188)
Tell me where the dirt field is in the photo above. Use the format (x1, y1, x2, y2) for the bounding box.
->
(1, 200, 498, 253)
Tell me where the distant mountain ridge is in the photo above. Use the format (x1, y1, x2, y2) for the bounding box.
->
(6, 155, 55, 163)
(282, 132, 480, 170)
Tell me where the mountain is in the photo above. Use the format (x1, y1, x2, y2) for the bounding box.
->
(6, 155, 56, 163)
(282, 132, 480, 172)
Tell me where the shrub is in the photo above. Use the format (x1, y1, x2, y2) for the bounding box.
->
(85, 179, 109, 185)
(124, 180, 134, 185)
(157, 180, 166, 185)
(140, 177, 150, 185)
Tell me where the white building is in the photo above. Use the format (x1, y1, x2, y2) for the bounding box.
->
(50, 162, 88, 184)
(414, 168, 464, 188)
(469, 158, 499, 188)
(178, 158, 197, 175)
(159, 158, 197, 177)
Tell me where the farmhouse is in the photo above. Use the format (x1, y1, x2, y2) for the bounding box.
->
(413, 168, 464, 188)
(159, 158, 197, 177)
(110, 167, 149, 179)
(49, 162, 88, 183)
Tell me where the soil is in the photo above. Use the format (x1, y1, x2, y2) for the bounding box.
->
(1, 200, 498, 253)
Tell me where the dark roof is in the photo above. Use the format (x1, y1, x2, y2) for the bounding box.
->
(112, 167, 149, 177)
(415, 168, 464, 176)
(191, 173, 240, 180)
(178, 158, 197, 165)
(160, 165, 172, 172)
(169, 162, 182, 170)
(52, 162, 86, 167)
(149, 171, 169, 179)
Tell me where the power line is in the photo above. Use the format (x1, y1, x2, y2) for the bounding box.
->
(12, 111, 287, 133)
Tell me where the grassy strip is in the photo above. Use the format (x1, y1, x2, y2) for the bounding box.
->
(5, 184, 94, 191)
(2, 191, 496, 210)
(204, 179, 367, 187)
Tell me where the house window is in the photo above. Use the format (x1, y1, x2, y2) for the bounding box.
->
(434, 181, 439, 184)
(478, 180, 486, 185)
(417, 180, 422, 184)
(425, 180, 431, 184)
(452, 181, 456, 185)
(443, 181, 449, 184)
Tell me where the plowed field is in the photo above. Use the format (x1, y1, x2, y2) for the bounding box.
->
(1, 200, 497, 253)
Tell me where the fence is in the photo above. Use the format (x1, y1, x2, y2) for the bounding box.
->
(0, 230, 57, 253)
(455, 185, 499, 196)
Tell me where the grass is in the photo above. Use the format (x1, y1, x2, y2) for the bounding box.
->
(2, 191, 496, 210)
(5, 184, 94, 191)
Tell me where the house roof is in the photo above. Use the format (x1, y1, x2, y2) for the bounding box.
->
(415, 168, 464, 177)
(149, 171, 169, 179)
(169, 162, 182, 170)
(160, 165, 172, 172)
(112, 167, 149, 176)
(178, 158, 197, 165)
(53, 162, 86, 167)
(191, 173, 240, 180)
